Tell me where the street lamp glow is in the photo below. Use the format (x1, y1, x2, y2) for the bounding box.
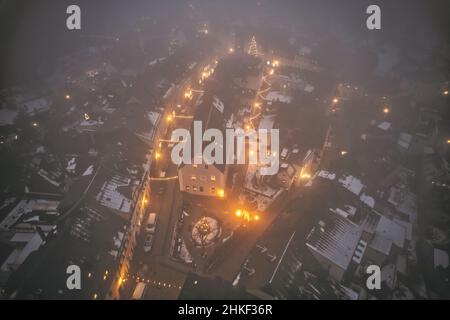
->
(383, 107, 390, 114)
(32, 122, 38, 127)
(444, 90, 449, 96)
(269, 69, 274, 75)
(217, 189, 225, 198)
(235, 209, 242, 217)
(184, 90, 193, 99)
(254, 215, 260, 221)
(167, 115, 173, 122)
(300, 173, 311, 180)
(332, 98, 339, 104)
(65, 94, 71, 100)
(155, 151, 161, 160)
(228, 47, 234, 53)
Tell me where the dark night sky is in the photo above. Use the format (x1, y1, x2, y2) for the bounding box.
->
(0, 0, 449, 89)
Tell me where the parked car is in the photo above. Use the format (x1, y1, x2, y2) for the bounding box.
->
(179, 211, 186, 225)
(146, 213, 158, 233)
(176, 237, 182, 254)
(143, 234, 153, 253)
(157, 171, 166, 194)
(280, 148, 289, 160)
(132, 282, 147, 300)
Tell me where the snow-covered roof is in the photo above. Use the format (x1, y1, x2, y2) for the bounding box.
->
(265, 91, 292, 104)
(212, 96, 224, 113)
(369, 234, 393, 255)
(0, 200, 33, 231)
(306, 210, 362, 270)
(147, 111, 161, 126)
(339, 175, 364, 195)
(378, 121, 391, 131)
(398, 132, 413, 150)
(388, 187, 418, 223)
(304, 84, 315, 92)
(82, 165, 94, 176)
(360, 192, 375, 208)
(21, 97, 51, 115)
(375, 215, 406, 249)
(96, 175, 132, 213)
(317, 170, 336, 180)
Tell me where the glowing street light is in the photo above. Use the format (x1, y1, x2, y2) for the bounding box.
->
(184, 90, 193, 100)
(155, 151, 161, 160)
(332, 97, 339, 104)
(300, 173, 311, 180)
(167, 114, 173, 122)
(32, 122, 38, 128)
(217, 189, 225, 198)
(269, 69, 274, 75)
(383, 107, 390, 114)
(235, 209, 242, 217)
(65, 94, 71, 100)
(444, 90, 449, 96)
(272, 60, 279, 67)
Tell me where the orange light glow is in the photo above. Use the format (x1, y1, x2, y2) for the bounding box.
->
(383, 107, 390, 114)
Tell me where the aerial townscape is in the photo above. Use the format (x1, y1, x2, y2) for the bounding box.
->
(0, 0, 449, 300)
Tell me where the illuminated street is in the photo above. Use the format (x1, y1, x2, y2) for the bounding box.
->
(0, 1, 449, 304)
